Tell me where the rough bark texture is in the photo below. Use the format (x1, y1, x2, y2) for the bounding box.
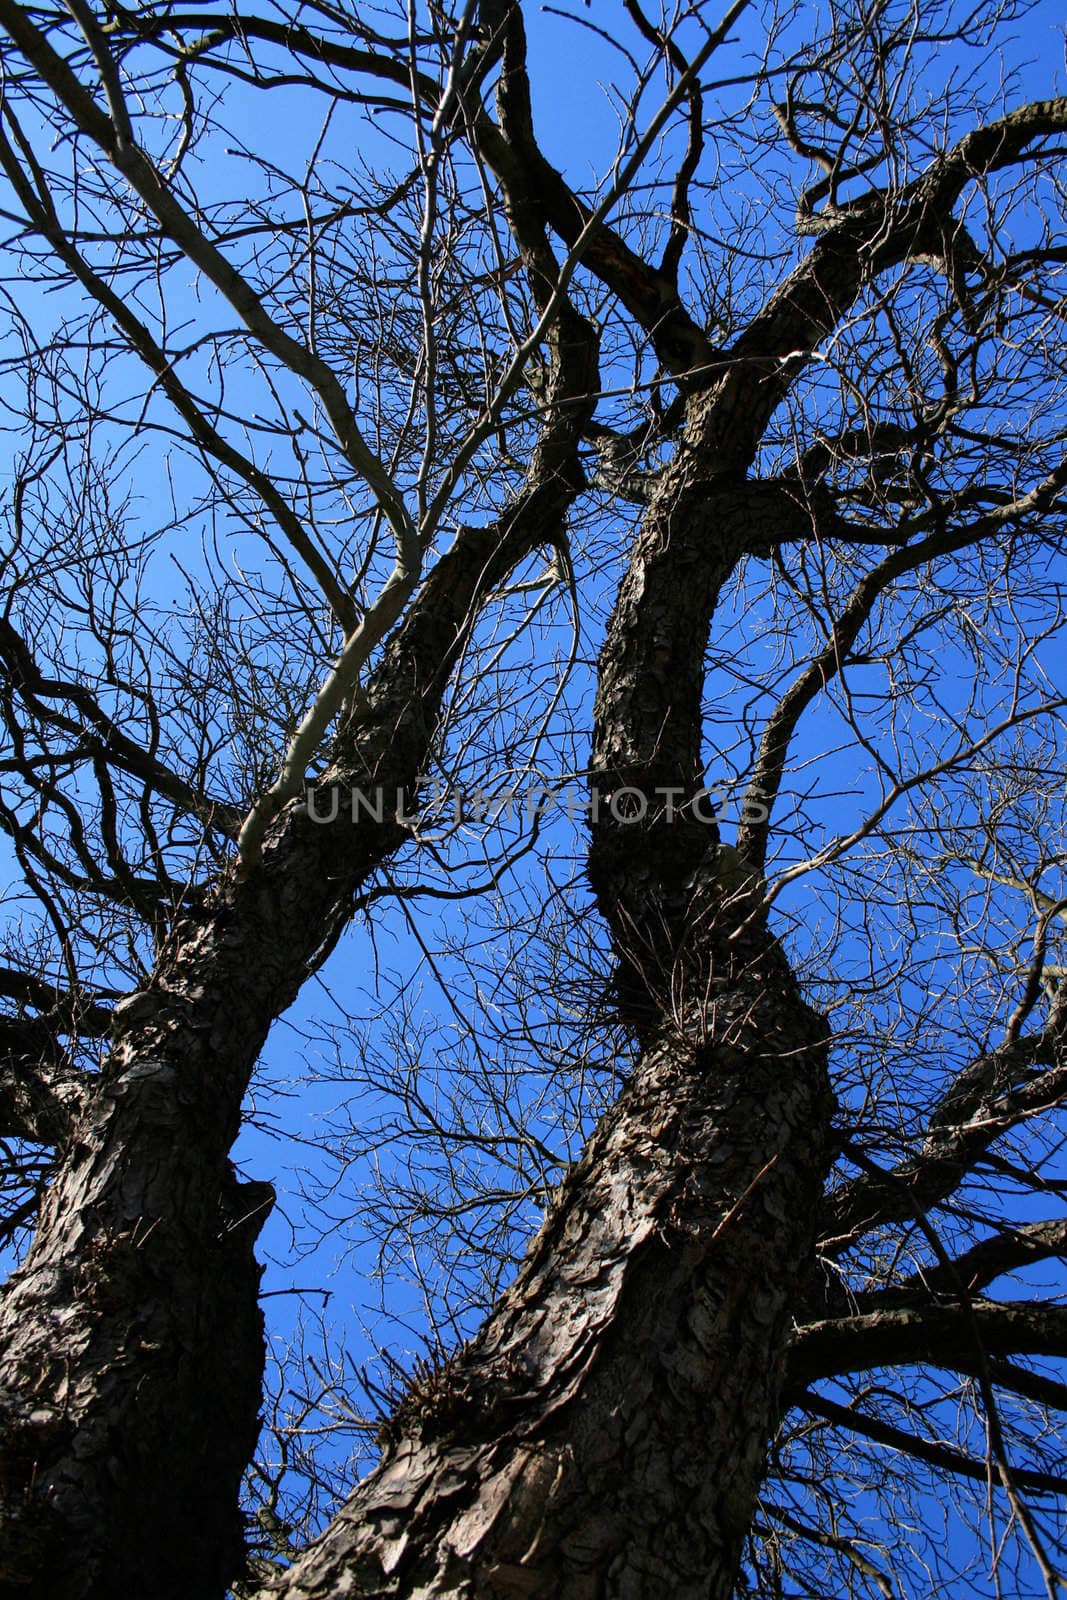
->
(264, 928, 832, 1600)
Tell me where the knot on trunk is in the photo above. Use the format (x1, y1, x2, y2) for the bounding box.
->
(590, 827, 771, 1044)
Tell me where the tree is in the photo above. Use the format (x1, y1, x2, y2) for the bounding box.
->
(0, 0, 1065, 1594)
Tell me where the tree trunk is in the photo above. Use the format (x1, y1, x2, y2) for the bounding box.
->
(266, 912, 833, 1599)
(0, 806, 406, 1598)
(0, 445, 592, 1599)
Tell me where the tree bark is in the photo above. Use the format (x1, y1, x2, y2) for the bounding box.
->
(265, 930, 832, 1600)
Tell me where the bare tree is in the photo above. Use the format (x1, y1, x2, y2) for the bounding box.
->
(0, 0, 1065, 1596)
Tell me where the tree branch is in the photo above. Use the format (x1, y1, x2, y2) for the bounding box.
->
(789, 1300, 1067, 1389)
(798, 1389, 1067, 1497)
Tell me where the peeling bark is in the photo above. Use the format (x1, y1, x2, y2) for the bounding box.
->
(266, 934, 832, 1600)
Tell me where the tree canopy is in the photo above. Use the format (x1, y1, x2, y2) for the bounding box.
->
(0, 1, 1065, 1596)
